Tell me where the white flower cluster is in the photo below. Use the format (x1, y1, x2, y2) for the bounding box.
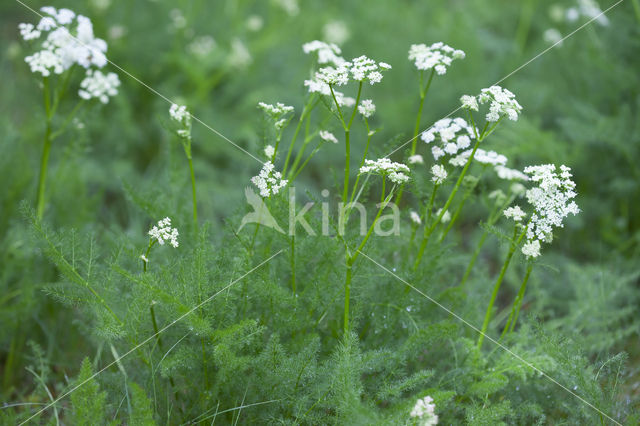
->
(264, 145, 275, 158)
(359, 158, 410, 184)
(302, 40, 345, 65)
(21, 7, 109, 74)
(78, 70, 120, 104)
(461, 85, 522, 122)
(449, 148, 508, 167)
(170, 104, 191, 125)
(410, 396, 438, 426)
(319, 130, 338, 144)
(357, 99, 376, 118)
(148, 217, 179, 248)
(258, 102, 294, 130)
(408, 155, 424, 165)
(314, 55, 391, 88)
(421, 118, 475, 161)
(258, 102, 294, 117)
(408, 42, 465, 74)
(521, 164, 580, 257)
(251, 161, 288, 197)
(20, 7, 120, 103)
(431, 164, 447, 184)
(494, 165, 529, 181)
(504, 205, 527, 222)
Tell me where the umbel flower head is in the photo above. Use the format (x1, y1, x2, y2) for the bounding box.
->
(460, 85, 523, 122)
(421, 118, 475, 161)
(314, 54, 391, 87)
(251, 161, 288, 197)
(408, 42, 465, 74)
(148, 217, 179, 248)
(78, 70, 120, 104)
(302, 40, 345, 65)
(410, 395, 439, 425)
(520, 164, 580, 258)
(449, 148, 508, 167)
(20, 7, 120, 103)
(169, 104, 192, 139)
(359, 158, 410, 184)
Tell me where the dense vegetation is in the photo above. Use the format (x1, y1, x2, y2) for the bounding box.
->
(1, 0, 639, 424)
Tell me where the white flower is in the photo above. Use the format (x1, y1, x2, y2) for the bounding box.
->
(408, 155, 424, 165)
(303, 40, 345, 65)
(410, 210, 422, 225)
(258, 102, 294, 117)
(78, 69, 120, 103)
(20, 9, 110, 78)
(169, 104, 191, 126)
(316, 64, 350, 86)
(410, 396, 439, 425)
(264, 145, 275, 158)
(322, 21, 350, 45)
(460, 94, 479, 111)
(494, 165, 529, 181)
(449, 148, 507, 167)
(19, 23, 41, 40)
(421, 118, 476, 160)
(504, 205, 527, 222)
(436, 208, 451, 223)
(431, 164, 447, 184)
(463, 85, 522, 122)
(251, 161, 288, 197)
(315, 55, 390, 87)
(140, 254, 148, 263)
(357, 99, 376, 118)
(408, 42, 464, 74)
(148, 217, 179, 248)
(522, 240, 541, 258)
(523, 164, 580, 244)
(25, 50, 64, 76)
(319, 130, 338, 144)
(359, 158, 410, 184)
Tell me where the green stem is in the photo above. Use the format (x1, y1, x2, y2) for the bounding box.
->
(410, 69, 434, 156)
(290, 235, 296, 295)
(36, 77, 53, 220)
(477, 226, 526, 350)
(502, 262, 533, 338)
(283, 96, 316, 175)
(413, 137, 481, 270)
(142, 239, 154, 273)
(150, 304, 163, 350)
(348, 119, 372, 206)
(633, 0, 640, 24)
(188, 155, 198, 227)
(343, 263, 352, 334)
(344, 181, 393, 335)
(460, 230, 488, 287)
(291, 140, 324, 180)
(343, 130, 351, 204)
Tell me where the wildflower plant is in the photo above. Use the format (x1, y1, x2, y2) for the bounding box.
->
(6, 4, 636, 424)
(168, 103, 199, 226)
(19, 6, 120, 219)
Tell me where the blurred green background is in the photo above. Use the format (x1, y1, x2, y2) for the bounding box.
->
(1, 0, 639, 418)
